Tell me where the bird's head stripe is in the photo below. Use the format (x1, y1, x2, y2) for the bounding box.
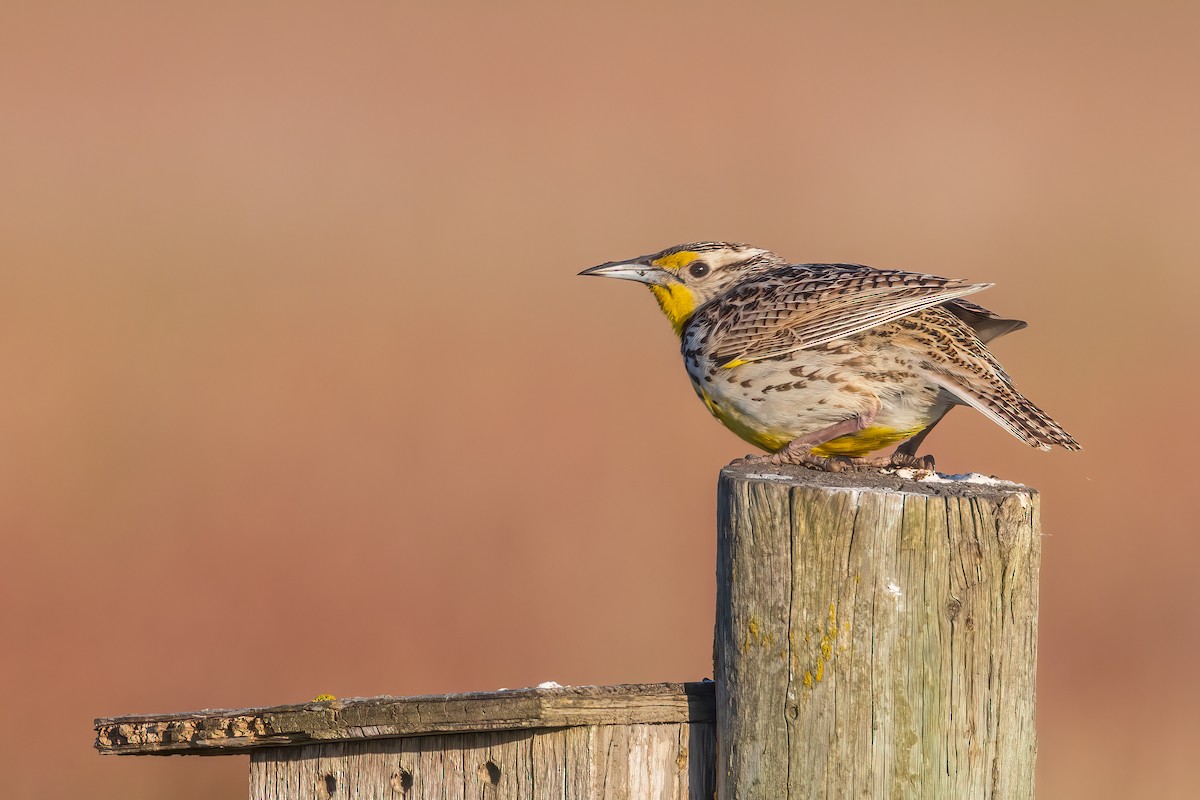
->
(651, 251, 701, 270)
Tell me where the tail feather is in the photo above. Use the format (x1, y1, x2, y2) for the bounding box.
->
(929, 373, 1081, 451)
(916, 307, 1080, 451)
(944, 298, 1028, 344)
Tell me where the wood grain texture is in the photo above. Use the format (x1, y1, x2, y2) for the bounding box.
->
(247, 722, 716, 799)
(95, 683, 715, 756)
(715, 464, 1041, 799)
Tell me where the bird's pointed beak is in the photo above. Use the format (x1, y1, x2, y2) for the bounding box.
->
(578, 260, 674, 286)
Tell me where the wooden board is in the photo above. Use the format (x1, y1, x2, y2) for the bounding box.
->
(94, 682, 715, 756)
(248, 722, 716, 800)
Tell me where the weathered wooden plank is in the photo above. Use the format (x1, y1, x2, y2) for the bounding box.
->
(95, 682, 714, 755)
(246, 722, 716, 799)
(715, 463, 1041, 799)
(530, 721, 568, 796)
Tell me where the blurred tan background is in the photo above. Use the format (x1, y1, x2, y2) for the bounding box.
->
(2, 1, 1197, 796)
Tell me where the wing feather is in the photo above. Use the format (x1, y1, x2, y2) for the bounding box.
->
(710, 265, 992, 367)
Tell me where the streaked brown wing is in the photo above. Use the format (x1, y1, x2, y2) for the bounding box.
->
(710, 265, 992, 367)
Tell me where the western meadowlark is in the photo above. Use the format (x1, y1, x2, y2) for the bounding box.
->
(581, 242, 1079, 470)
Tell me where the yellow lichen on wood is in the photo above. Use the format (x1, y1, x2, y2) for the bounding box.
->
(794, 601, 842, 689)
(742, 616, 760, 654)
(743, 616, 776, 653)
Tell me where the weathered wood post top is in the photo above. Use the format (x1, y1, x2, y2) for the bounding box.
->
(715, 462, 1042, 799)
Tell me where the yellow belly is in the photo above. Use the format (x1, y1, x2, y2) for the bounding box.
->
(809, 425, 925, 457)
(701, 390, 923, 457)
(700, 391, 792, 451)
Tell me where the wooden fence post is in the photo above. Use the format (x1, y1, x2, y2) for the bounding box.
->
(714, 463, 1041, 799)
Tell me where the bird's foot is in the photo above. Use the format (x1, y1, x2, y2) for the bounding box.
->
(887, 451, 936, 471)
(803, 451, 936, 473)
(732, 445, 850, 473)
(839, 454, 893, 469)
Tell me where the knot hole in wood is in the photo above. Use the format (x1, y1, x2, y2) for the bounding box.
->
(477, 759, 501, 785)
(389, 767, 413, 795)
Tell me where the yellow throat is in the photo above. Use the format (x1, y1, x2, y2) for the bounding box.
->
(644, 251, 704, 336)
(648, 283, 697, 336)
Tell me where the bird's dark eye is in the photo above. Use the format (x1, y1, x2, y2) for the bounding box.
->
(688, 260, 711, 278)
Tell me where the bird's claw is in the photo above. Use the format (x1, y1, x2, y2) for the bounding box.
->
(731, 449, 935, 475)
(731, 450, 848, 473)
(889, 452, 936, 471)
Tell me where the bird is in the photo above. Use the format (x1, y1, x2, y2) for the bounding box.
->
(580, 242, 1079, 470)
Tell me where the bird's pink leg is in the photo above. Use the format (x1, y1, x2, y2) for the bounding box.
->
(735, 405, 879, 472)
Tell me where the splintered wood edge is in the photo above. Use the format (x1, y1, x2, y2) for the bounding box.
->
(94, 682, 716, 756)
(719, 461, 1038, 500)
